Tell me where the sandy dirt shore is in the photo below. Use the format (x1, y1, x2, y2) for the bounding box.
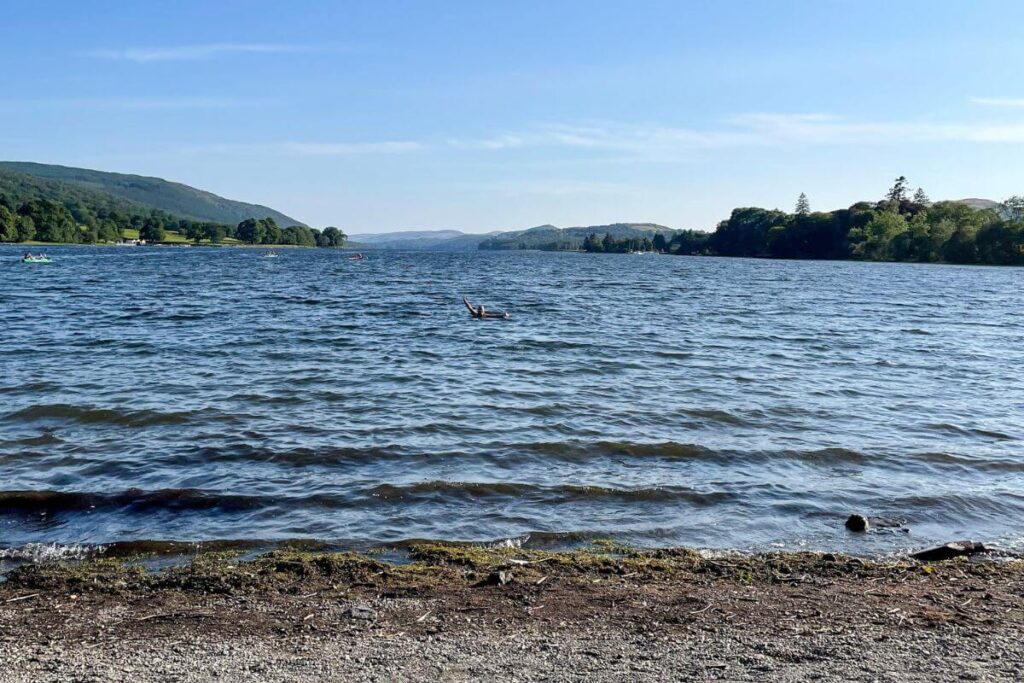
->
(1, 546, 1022, 682)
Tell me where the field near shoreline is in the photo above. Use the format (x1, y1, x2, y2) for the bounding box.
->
(1, 547, 1023, 681)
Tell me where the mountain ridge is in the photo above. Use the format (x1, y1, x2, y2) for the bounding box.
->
(347, 223, 675, 251)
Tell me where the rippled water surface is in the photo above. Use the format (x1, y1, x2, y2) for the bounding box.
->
(1, 245, 1022, 555)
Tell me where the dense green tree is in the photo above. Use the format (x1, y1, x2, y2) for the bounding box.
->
(668, 230, 710, 255)
(888, 212, 931, 262)
(319, 226, 346, 247)
(260, 217, 281, 245)
(652, 233, 667, 252)
(943, 228, 978, 263)
(975, 222, 1024, 265)
(204, 224, 227, 243)
(19, 200, 78, 243)
(710, 208, 789, 257)
(0, 205, 14, 241)
(235, 218, 263, 244)
(15, 215, 35, 241)
(848, 211, 907, 260)
(139, 218, 166, 242)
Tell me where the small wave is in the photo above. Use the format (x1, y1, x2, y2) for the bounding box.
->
(912, 451, 1024, 473)
(493, 440, 716, 462)
(776, 447, 871, 465)
(0, 432, 64, 447)
(3, 403, 194, 428)
(502, 339, 593, 352)
(923, 423, 1015, 441)
(367, 481, 732, 504)
(163, 312, 208, 322)
(652, 350, 694, 359)
(0, 542, 103, 562)
(670, 408, 751, 426)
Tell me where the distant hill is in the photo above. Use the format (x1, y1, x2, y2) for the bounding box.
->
(349, 229, 486, 250)
(0, 161, 305, 227)
(479, 222, 675, 251)
(347, 223, 677, 252)
(954, 198, 1003, 211)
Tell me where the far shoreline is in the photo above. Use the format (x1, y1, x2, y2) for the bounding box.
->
(5, 240, 1022, 268)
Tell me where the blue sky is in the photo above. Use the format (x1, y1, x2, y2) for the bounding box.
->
(2, 1, 1023, 233)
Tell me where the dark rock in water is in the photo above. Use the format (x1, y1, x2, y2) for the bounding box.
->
(845, 514, 869, 533)
(911, 541, 988, 562)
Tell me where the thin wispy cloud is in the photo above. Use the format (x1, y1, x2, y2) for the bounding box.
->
(448, 123, 755, 159)
(730, 113, 1024, 145)
(183, 112, 1024, 164)
(89, 43, 326, 63)
(449, 112, 1024, 161)
(447, 134, 528, 150)
(970, 97, 1024, 108)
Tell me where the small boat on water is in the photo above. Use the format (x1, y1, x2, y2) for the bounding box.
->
(348, 252, 365, 261)
(263, 250, 279, 258)
(22, 253, 53, 264)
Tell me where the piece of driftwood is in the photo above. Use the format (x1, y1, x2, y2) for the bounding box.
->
(910, 541, 987, 562)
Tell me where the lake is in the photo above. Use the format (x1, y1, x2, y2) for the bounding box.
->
(1, 245, 1022, 558)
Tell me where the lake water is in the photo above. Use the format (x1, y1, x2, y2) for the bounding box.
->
(1, 245, 1022, 558)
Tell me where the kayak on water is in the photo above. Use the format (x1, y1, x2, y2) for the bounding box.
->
(22, 253, 53, 264)
(349, 252, 365, 260)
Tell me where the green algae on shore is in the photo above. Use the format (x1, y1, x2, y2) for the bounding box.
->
(4, 544, 1020, 596)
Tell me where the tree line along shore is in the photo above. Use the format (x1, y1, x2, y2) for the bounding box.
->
(581, 178, 1024, 266)
(3, 175, 1023, 265)
(0, 197, 347, 248)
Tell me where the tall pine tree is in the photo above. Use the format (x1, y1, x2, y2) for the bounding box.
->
(795, 192, 810, 215)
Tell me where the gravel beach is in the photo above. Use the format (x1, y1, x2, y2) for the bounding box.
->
(1, 547, 1021, 682)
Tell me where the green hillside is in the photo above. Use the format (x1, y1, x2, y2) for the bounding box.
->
(0, 165, 343, 248)
(0, 167, 150, 218)
(0, 161, 305, 227)
(0, 166, 240, 244)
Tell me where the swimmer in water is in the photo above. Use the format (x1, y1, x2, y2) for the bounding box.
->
(463, 296, 510, 319)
